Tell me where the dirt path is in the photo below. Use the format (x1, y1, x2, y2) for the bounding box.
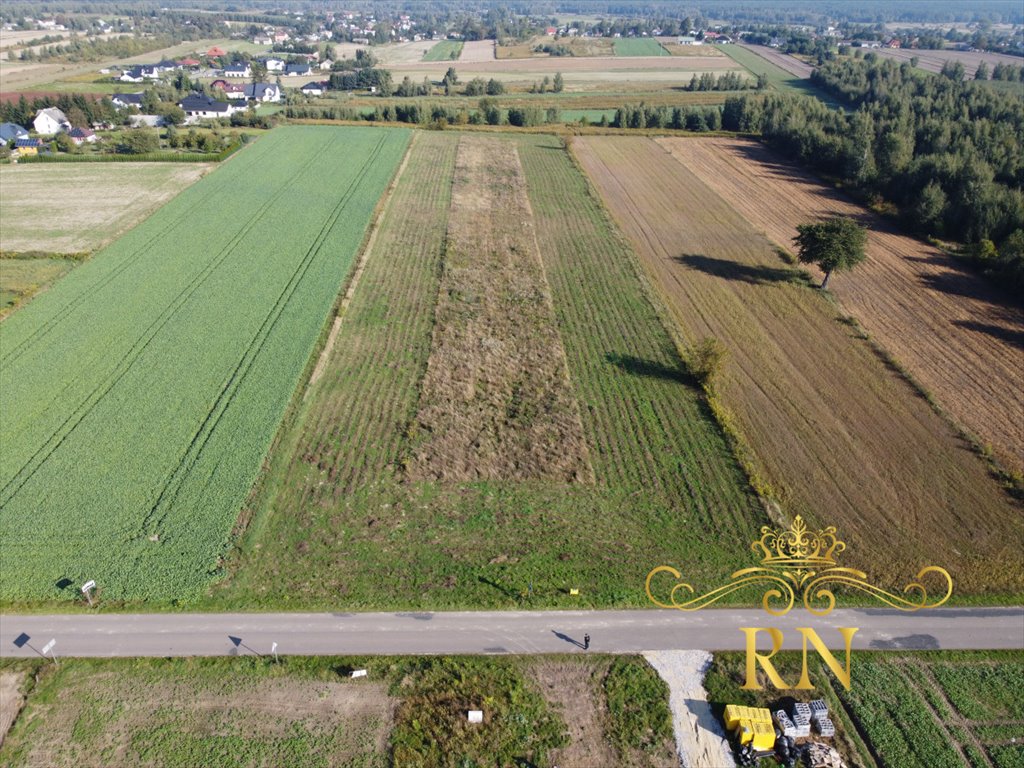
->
(659, 137, 1024, 474)
(408, 135, 593, 483)
(0, 670, 27, 747)
(531, 659, 620, 767)
(644, 651, 735, 768)
(574, 135, 1021, 594)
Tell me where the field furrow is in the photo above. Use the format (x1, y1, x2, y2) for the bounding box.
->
(574, 135, 1022, 595)
(658, 137, 1024, 474)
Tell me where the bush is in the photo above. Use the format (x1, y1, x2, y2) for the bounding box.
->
(687, 337, 728, 389)
(116, 127, 159, 155)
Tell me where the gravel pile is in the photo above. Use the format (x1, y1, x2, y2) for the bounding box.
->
(644, 650, 737, 768)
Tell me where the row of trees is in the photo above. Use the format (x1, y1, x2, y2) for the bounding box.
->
(611, 104, 725, 131)
(684, 71, 764, 92)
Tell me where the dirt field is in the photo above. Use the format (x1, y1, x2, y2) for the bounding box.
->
(532, 659, 620, 767)
(872, 47, 1024, 78)
(374, 40, 435, 65)
(736, 42, 813, 77)
(0, 661, 395, 768)
(0, 164, 211, 253)
(575, 135, 1022, 595)
(460, 39, 496, 62)
(408, 136, 592, 483)
(659, 137, 1024, 474)
(0, 670, 27, 747)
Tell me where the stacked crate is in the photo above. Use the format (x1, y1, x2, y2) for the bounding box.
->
(809, 699, 835, 737)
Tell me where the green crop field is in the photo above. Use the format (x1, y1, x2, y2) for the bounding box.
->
(705, 650, 1024, 768)
(720, 44, 838, 104)
(614, 38, 670, 56)
(217, 132, 760, 611)
(0, 125, 410, 603)
(423, 40, 463, 61)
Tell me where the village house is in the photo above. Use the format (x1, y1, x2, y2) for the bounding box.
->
(119, 64, 160, 82)
(223, 62, 252, 78)
(285, 62, 313, 77)
(33, 107, 70, 135)
(0, 122, 29, 143)
(264, 58, 286, 72)
(14, 137, 45, 156)
(244, 83, 282, 102)
(178, 94, 240, 120)
(300, 81, 326, 96)
(111, 93, 145, 109)
(68, 127, 98, 145)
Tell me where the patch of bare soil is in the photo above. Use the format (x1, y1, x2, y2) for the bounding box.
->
(532, 659, 620, 768)
(407, 136, 593, 483)
(0, 671, 27, 747)
(659, 137, 1023, 474)
(459, 39, 496, 62)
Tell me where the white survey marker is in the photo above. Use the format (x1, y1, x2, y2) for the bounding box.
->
(41, 639, 56, 654)
(81, 580, 96, 593)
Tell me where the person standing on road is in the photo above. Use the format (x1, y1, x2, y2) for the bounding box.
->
(583, 633, 590, 650)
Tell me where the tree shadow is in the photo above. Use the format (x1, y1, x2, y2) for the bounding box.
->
(952, 319, 1024, 348)
(606, 353, 692, 385)
(676, 253, 809, 286)
(477, 576, 518, 600)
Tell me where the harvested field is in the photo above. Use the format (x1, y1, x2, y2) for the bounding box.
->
(0, 164, 211, 253)
(387, 55, 738, 74)
(407, 136, 592, 484)
(459, 39, 496, 62)
(374, 40, 435, 66)
(873, 47, 1024, 78)
(659, 137, 1024, 474)
(0, 659, 395, 768)
(575, 136, 1022, 596)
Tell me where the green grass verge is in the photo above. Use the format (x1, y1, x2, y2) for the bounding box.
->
(0, 255, 78, 316)
(423, 40, 464, 61)
(614, 38, 670, 57)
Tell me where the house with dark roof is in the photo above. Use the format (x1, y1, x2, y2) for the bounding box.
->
(301, 81, 326, 96)
(14, 137, 45, 156)
(0, 122, 29, 143)
(119, 65, 160, 82)
(223, 62, 252, 78)
(244, 82, 281, 102)
(68, 127, 98, 145)
(178, 94, 239, 119)
(111, 92, 145, 109)
(285, 62, 313, 77)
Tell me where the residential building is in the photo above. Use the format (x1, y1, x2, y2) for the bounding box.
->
(68, 127, 98, 145)
(223, 63, 252, 78)
(33, 107, 70, 135)
(14, 137, 45, 155)
(178, 94, 239, 119)
(0, 122, 29, 143)
(111, 93, 145, 109)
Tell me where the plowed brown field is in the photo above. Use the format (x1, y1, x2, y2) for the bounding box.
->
(658, 137, 1024, 475)
(575, 135, 1022, 595)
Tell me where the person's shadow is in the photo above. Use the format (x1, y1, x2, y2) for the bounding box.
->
(552, 630, 584, 648)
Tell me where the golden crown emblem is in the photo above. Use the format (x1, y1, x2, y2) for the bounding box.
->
(646, 513, 952, 617)
(753, 515, 844, 572)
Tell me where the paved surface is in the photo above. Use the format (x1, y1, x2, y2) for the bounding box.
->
(2, 608, 1021, 658)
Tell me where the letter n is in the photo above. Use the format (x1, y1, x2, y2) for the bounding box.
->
(795, 627, 859, 690)
(740, 627, 789, 690)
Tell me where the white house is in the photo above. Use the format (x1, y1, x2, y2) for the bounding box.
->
(677, 36, 702, 45)
(300, 81, 326, 96)
(245, 82, 281, 102)
(264, 58, 286, 72)
(68, 127, 98, 145)
(111, 92, 145, 109)
(178, 94, 240, 119)
(33, 107, 70, 135)
(223, 63, 252, 78)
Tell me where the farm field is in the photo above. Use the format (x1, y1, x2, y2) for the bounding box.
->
(660, 137, 1024, 475)
(706, 650, 1024, 768)
(0, 655, 677, 767)
(613, 38, 670, 56)
(720, 43, 835, 102)
(573, 136, 1022, 597)
(873, 46, 1024, 78)
(735, 42, 813, 77)
(423, 40, 463, 61)
(373, 40, 434, 66)
(0, 255, 78, 318)
(0, 164, 211, 253)
(458, 39, 496, 62)
(0, 126, 410, 603)
(218, 131, 759, 611)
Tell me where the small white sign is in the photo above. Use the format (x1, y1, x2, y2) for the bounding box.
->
(81, 580, 96, 593)
(41, 639, 56, 655)
(350, 669, 367, 678)
(468, 710, 483, 723)
(271, 642, 278, 654)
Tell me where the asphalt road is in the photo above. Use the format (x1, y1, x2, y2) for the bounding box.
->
(2, 608, 1021, 659)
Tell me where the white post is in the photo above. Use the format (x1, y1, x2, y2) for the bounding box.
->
(271, 642, 278, 663)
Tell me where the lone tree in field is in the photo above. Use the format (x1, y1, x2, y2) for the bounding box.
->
(794, 217, 867, 289)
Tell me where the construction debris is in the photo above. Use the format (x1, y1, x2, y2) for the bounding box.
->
(802, 741, 846, 768)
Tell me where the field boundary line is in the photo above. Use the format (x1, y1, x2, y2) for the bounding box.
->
(307, 132, 419, 391)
